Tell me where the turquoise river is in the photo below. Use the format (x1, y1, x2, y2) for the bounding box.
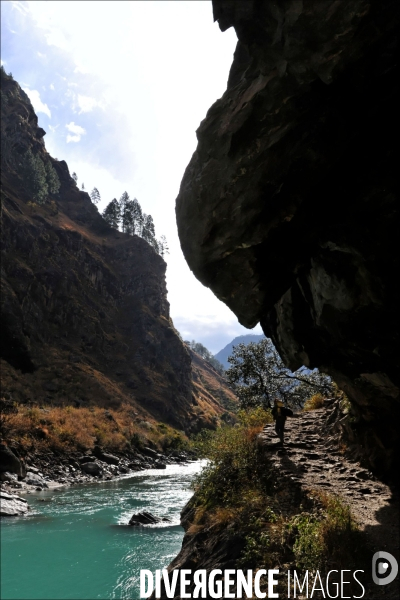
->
(1, 462, 204, 599)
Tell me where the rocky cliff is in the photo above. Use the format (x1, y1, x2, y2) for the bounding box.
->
(0, 70, 234, 438)
(176, 0, 399, 472)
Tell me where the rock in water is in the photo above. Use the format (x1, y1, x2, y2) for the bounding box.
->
(0, 490, 30, 516)
(128, 511, 171, 526)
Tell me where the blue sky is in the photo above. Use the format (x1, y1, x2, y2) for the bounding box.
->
(1, 0, 263, 353)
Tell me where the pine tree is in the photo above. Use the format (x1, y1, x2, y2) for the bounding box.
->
(123, 199, 136, 235)
(102, 198, 121, 229)
(81, 182, 85, 190)
(119, 191, 131, 233)
(90, 187, 101, 205)
(158, 235, 169, 258)
(20, 149, 48, 204)
(132, 198, 144, 236)
(45, 161, 60, 195)
(142, 214, 155, 244)
(72, 172, 78, 183)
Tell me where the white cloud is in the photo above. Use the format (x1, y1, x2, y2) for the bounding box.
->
(11, 1, 28, 15)
(22, 87, 51, 118)
(65, 121, 86, 143)
(77, 95, 98, 113)
(74, 61, 89, 74)
(37, 51, 46, 58)
(49, 83, 55, 90)
(45, 28, 69, 51)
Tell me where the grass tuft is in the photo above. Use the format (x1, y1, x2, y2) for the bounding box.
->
(303, 393, 325, 411)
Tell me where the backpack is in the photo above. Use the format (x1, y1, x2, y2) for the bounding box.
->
(282, 407, 294, 417)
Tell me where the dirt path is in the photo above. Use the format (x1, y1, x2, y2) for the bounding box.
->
(259, 408, 399, 598)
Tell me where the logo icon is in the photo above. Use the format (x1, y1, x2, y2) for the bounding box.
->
(372, 551, 398, 585)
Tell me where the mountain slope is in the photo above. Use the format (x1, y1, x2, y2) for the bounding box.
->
(214, 334, 265, 369)
(0, 69, 235, 442)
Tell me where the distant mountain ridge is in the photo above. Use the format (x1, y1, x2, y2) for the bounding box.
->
(214, 334, 265, 369)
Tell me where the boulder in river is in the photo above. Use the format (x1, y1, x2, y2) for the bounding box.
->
(128, 511, 171, 526)
(81, 462, 103, 476)
(0, 490, 30, 516)
(153, 461, 167, 470)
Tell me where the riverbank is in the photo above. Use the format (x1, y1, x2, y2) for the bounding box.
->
(0, 445, 196, 498)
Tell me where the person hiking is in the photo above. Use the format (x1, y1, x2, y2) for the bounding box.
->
(272, 399, 293, 444)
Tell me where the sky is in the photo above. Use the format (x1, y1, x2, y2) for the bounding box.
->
(1, 0, 263, 354)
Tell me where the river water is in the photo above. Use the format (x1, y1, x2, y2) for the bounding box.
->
(1, 462, 203, 600)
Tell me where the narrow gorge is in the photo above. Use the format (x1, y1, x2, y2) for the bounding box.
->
(0, 67, 236, 482)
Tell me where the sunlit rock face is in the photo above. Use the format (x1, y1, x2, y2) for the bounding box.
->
(176, 0, 399, 472)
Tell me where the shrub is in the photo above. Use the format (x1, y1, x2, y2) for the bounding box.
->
(290, 492, 367, 571)
(303, 393, 325, 411)
(237, 406, 272, 428)
(193, 417, 270, 509)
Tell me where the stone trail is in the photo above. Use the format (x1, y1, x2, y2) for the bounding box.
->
(258, 406, 399, 597)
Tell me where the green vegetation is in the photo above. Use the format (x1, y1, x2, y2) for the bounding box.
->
(19, 149, 60, 204)
(190, 409, 367, 577)
(102, 191, 169, 257)
(289, 492, 367, 571)
(226, 338, 334, 409)
(186, 340, 225, 375)
(90, 187, 101, 205)
(192, 408, 272, 507)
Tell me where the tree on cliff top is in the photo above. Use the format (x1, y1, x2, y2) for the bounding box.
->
(101, 192, 169, 258)
(226, 338, 334, 408)
(90, 187, 101, 205)
(102, 198, 120, 229)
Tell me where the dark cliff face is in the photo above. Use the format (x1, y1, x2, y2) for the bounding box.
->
(0, 72, 231, 433)
(176, 1, 399, 471)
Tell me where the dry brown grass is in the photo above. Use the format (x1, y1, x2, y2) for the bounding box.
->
(303, 393, 325, 411)
(1, 402, 188, 454)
